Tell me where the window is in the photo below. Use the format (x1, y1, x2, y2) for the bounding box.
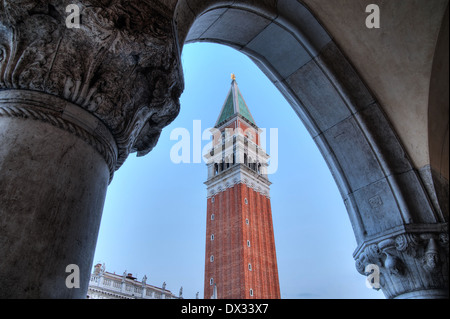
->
(248, 263, 252, 271)
(249, 289, 254, 297)
(247, 240, 251, 247)
(245, 218, 249, 225)
(211, 197, 215, 203)
(210, 278, 214, 286)
(211, 214, 215, 221)
(210, 255, 214, 262)
(211, 234, 214, 241)
(244, 198, 248, 204)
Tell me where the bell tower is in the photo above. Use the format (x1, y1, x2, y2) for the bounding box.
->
(204, 75, 280, 299)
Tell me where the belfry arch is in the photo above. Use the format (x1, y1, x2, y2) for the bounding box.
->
(0, 0, 448, 299)
(174, 0, 449, 299)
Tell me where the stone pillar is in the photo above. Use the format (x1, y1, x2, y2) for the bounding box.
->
(0, 0, 183, 298)
(0, 90, 114, 298)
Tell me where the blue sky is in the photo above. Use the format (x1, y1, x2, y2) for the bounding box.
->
(92, 42, 384, 299)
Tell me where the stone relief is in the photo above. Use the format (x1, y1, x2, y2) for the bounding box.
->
(355, 227, 449, 298)
(0, 0, 184, 171)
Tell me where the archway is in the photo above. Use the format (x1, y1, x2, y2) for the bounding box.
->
(0, 0, 447, 299)
(174, 0, 449, 299)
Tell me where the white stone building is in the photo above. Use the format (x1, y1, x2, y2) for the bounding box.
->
(87, 263, 182, 299)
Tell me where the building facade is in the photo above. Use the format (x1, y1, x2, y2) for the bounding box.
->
(203, 76, 281, 299)
(87, 263, 182, 299)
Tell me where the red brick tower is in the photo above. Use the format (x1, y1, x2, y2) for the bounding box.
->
(204, 75, 280, 299)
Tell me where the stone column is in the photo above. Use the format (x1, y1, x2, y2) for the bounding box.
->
(0, 0, 183, 298)
(0, 90, 114, 298)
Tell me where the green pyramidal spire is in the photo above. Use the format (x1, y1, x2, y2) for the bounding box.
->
(215, 74, 256, 127)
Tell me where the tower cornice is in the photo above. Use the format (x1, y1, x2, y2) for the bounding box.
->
(205, 163, 271, 198)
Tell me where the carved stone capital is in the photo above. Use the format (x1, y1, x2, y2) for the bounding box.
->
(354, 224, 449, 298)
(0, 0, 184, 171)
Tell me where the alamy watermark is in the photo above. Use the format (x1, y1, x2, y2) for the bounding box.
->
(65, 262, 381, 291)
(65, 264, 80, 289)
(65, 4, 81, 29)
(366, 4, 381, 29)
(365, 264, 381, 290)
(63, 3, 381, 30)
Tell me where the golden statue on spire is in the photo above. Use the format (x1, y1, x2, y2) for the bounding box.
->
(231, 73, 236, 81)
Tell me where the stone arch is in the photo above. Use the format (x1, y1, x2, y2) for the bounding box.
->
(174, 0, 448, 298)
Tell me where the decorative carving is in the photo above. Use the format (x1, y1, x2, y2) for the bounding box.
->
(0, 0, 184, 173)
(206, 168, 271, 198)
(383, 252, 404, 276)
(439, 232, 448, 247)
(395, 233, 420, 257)
(422, 238, 440, 272)
(365, 244, 383, 261)
(355, 258, 366, 275)
(354, 227, 449, 298)
(368, 195, 383, 208)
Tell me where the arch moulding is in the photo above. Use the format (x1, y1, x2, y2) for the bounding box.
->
(174, 0, 448, 299)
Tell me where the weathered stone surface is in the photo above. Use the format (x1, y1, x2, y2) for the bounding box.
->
(395, 169, 442, 224)
(0, 91, 110, 298)
(198, 8, 271, 47)
(276, 0, 331, 54)
(286, 60, 352, 133)
(317, 41, 375, 111)
(246, 22, 312, 79)
(352, 178, 404, 236)
(419, 165, 449, 223)
(323, 116, 385, 192)
(0, 0, 184, 169)
(184, 8, 227, 43)
(355, 102, 412, 175)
